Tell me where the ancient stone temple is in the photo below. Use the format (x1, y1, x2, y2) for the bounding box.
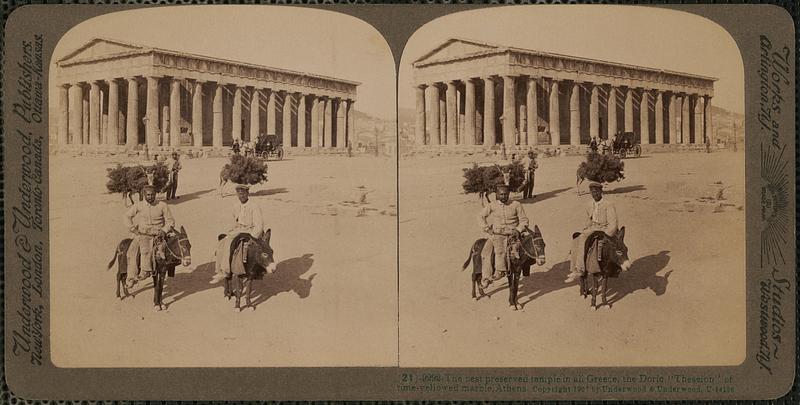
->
(55, 38, 358, 152)
(412, 38, 716, 151)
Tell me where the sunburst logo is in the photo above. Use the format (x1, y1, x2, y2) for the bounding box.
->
(760, 143, 790, 266)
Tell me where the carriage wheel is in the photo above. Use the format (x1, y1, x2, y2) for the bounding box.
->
(619, 149, 627, 159)
(634, 145, 642, 158)
(276, 148, 284, 161)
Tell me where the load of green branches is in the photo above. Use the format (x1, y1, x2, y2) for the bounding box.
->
(462, 161, 526, 199)
(220, 154, 268, 185)
(576, 151, 625, 183)
(106, 162, 170, 202)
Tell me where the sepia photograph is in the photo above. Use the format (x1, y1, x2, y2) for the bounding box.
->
(398, 6, 746, 367)
(47, 6, 398, 367)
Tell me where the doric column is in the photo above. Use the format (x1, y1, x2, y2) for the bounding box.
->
(465, 79, 476, 145)
(438, 87, 446, 145)
(446, 81, 458, 146)
(145, 76, 160, 148)
(336, 98, 347, 148)
(266, 90, 276, 135)
(549, 79, 560, 146)
(82, 88, 89, 144)
(249, 89, 260, 142)
(192, 81, 204, 147)
(694, 95, 705, 144)
(624, 87, 633, 132)
(681, 94, 690, 144)
(502, 75, 516, 146)
(526, 77, 538, 146)
(639, 89, 649, 145)
(89, 81, 101, 145)
(212, 82, 223, 148)
(58, 84, 69, 145)
(324, 97, 333, 147)
(297, 94, 306, 148)
(705, 96, 714, 145)
(346, 100, 355, 147)
(427, 84, 441, 145)
(607, 86, 617, 138)
(668, 93, 678, 144)
(415, 85, 426, 146)
(483, 77, 495, 147)
(232, 86, 242, 143)
(310, 96, 320, 147)
(68, 83, 83, 145)
(107, 80, 120, 145)
(282, 92, 293, 147)
(654, 90, 663, 145)
(169, 78, 181, 147)
(126, 78, 139, 148)
(569, 81, 581, 146)
(589, 84, 599, 141)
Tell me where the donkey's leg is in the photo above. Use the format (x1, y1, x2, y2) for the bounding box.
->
(579, 275, 588, 298)
(245, 277, 253, 309)
(590, 275, 598, 309)
(224, 277, 232, 299)
(154, 270, 164, 311)
(509, 271, 519, 310)
(234, 276, 243, 311)
(116, 274, 122, 299)
(602, 276, 610, 308)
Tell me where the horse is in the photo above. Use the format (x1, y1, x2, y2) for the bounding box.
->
(106, 226, 192, 310)
(462, 225, 546, 310)
(216, 229, 276, 311)
(574, 227, 631, 309)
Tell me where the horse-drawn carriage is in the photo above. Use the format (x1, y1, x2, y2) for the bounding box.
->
(254, 134, 284, 161)
(610, 131, 641, 159)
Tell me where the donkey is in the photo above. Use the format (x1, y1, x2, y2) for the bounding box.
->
(575, 227, 631, 309)
(462, 225, 546, 310)
(217, 230, 276, 311)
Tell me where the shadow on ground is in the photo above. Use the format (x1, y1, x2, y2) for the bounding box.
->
(249, 253, 317, 308)
(605, 250, 672, 306)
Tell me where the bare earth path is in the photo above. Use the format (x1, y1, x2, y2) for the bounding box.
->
(399, 151, 745, 367)
(50, 154, 397, 367)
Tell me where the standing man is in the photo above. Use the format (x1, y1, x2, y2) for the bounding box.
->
(565, 181, 618, 283)
(521, 151, 538, 200)
(212, 184, 265, 283)
(123, 185, 176, 288)
(232, 139, 241, 155)
(166, 152, 182, 200)
(477, 184, 530, 288)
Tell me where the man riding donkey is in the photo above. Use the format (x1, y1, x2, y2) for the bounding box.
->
(122, 185, 176, 289)
(565, 181, 626, 283)
(211, 184, 268, 284)
(477, 183, 530, 289)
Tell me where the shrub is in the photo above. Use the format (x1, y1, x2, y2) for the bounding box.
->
(577, 152, 625, 183)
(221, 154, 268, 185)
(106, 163, 170, 196)
(462, 161, 526, 196)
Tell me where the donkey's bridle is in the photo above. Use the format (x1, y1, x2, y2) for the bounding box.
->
(165, 235, 191, 263)
(518, 235, 545, 261)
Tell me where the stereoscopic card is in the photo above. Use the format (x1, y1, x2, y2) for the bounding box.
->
(3, 4, 796, 401)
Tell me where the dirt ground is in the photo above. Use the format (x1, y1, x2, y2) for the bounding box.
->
(399, 151, 746, 367)
(50, 154, 397, 367)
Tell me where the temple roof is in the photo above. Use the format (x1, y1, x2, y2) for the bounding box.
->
(414, 38, 717, 82)
(57, 37, 361, 86)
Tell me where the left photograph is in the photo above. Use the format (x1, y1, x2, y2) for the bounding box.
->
(47, 6, 398, 367)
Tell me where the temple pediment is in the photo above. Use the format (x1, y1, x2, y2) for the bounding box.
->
(57, 38, 149, 65)
(414, 38, 501, 66)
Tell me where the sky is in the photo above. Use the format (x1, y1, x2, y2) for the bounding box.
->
(398, 6, 744, 114)
(49, 6, 396, 120)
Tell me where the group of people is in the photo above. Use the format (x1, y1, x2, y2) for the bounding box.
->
(476, 171, 618, 289)
(122, 169, 265, 288)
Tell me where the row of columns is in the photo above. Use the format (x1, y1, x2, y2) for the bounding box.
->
(414, 76, 713, 148)
(57, 77, 355, 150)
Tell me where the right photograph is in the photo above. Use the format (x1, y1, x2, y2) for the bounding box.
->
(398, 6, 746, 367)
